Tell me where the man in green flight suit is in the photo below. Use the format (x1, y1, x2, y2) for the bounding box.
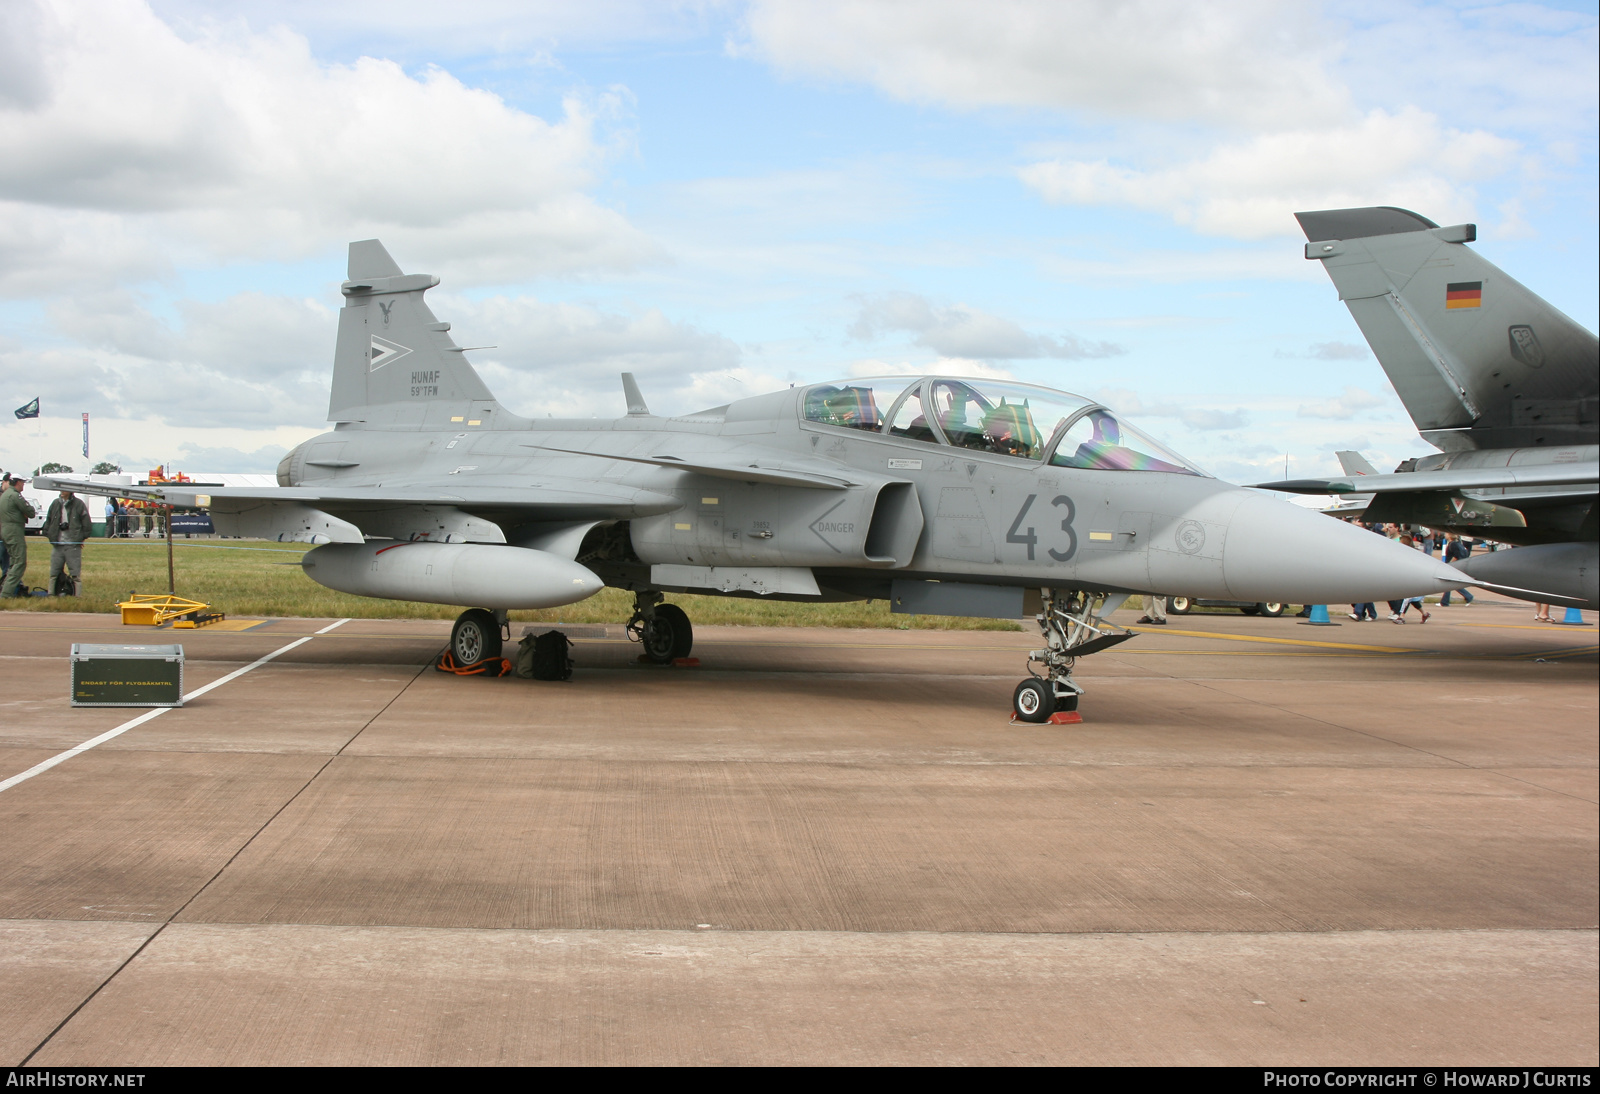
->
(45, 489, 92, 596)
(1, 476, 37, 598)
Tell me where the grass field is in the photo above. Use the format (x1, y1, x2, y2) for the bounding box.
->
(0, 537, 1037, 629)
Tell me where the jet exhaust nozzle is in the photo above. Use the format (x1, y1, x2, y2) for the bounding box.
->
(302, 542, 604, 609)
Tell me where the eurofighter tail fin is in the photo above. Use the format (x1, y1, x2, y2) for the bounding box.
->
(328, 240, 504, 426)
(1297, 207, 1598, 449)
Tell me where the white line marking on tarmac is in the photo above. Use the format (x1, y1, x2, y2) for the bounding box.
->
(316, 618, 351, 634)
(0, 634, 318, 795)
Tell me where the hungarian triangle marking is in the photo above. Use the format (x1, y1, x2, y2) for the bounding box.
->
(369, 336, 412, 372)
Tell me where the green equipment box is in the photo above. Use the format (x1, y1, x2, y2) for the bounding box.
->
(71, 644, 184, 707)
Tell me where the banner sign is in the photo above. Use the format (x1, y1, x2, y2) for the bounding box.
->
(168, 513, 215, 535)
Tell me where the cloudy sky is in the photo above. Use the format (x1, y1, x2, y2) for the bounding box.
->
(1, 0, 1594, 483)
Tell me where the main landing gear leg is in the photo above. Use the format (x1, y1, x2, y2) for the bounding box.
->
(627, 590, 694, 664)
(1013, 588, 1128, 724)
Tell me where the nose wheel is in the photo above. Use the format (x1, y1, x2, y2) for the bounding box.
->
(1012, 588, 1131, 723)
(1012, 679, 1054, 722)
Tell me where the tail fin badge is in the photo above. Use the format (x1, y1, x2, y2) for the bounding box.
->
(369, 336, 412, 371)
(1445, 281, 1483, 310)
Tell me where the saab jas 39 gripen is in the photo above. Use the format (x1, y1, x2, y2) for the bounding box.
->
(41, 240, 1488, 721)
(1257, 207, 1598, 610)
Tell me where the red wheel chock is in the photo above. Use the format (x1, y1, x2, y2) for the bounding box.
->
(1009, 709, 1084, 725)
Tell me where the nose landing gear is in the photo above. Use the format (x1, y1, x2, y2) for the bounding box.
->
(1013, 588, 1136, 724)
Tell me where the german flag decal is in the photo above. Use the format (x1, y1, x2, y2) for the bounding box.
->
(1446, 281, 1483, 309)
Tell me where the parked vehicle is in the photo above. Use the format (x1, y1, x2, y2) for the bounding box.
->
(1167, 597, 1289, 617)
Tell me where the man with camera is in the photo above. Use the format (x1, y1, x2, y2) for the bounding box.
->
(45, 488, 92, 596)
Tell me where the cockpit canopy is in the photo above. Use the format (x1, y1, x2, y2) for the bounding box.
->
(802, 376, 1205, 476)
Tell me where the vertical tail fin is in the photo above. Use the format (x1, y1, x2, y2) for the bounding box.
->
(621, 372, 651, 416)
(328, 240, 504, 426)
(1298, 207, 1598, 448)
(1334, 450, 1378, 477)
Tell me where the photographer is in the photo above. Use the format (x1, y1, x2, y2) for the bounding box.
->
(45, 489, 92, 596)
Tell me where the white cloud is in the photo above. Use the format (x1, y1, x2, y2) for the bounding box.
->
(148, 0, 714, 60)
(1296, 385, 1387, 420)
(172, 441, 291, 474)
(1176, 407, 1251, 431)
(0, 410, 321, 478)
(848, 291, 1123, 359)
(1040, 246, 1325, 285)
(1020, 108, 1516, 238)
(842, 357, 1017, 383)
(426, 293, 757, 418)
(1275, 341, 1369, 360)
(0, 0, 653, 291)
(0, 202, 170, 295)
(0, 282, 772, 471)
(737, 0, 1349, 129)
(23, 284, 760, 426)
(1090, 387, 1249, 431)
(1336, 4, 1597, 144)
(13, 290, 338, 430)
(734, 2, 1583, 243)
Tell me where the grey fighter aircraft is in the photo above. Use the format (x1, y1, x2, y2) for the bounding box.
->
(1261, 207, 1598, 609)
(41, 240, 1484, 720)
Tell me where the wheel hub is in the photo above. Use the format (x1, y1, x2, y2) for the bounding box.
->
(455, 624, 483, 663)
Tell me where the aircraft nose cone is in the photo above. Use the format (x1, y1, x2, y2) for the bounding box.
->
(1222, 493, 1464, 604)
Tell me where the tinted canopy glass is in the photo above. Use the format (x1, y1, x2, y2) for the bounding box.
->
(1049, 408, 1203, 475)
(800, 375, 1204, 476)
(926, 379, 1091, 460)
(803, 381, 892, 431)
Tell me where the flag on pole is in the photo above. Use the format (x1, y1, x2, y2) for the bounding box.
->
(82, 412, 90, 459)
(14, 397, 39, 420)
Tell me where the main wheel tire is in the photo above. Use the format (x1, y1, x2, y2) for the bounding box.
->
(1167, 596, 1191, 614)
(1013, 679, 1055, 723)
(1239, 605, 1260, 616)
(1258, 602, 1285, 617)
(642, 603, 693, 663)
(451, 608, 502, 666)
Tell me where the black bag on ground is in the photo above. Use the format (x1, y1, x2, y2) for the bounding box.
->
(515, 630, 574, 681)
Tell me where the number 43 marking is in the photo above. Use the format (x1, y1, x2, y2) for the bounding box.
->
(1008, 493, 1077, 562)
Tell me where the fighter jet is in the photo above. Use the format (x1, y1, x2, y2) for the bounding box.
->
(1259, 208, 1599, 610)
(40, 240, 1481, 721)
